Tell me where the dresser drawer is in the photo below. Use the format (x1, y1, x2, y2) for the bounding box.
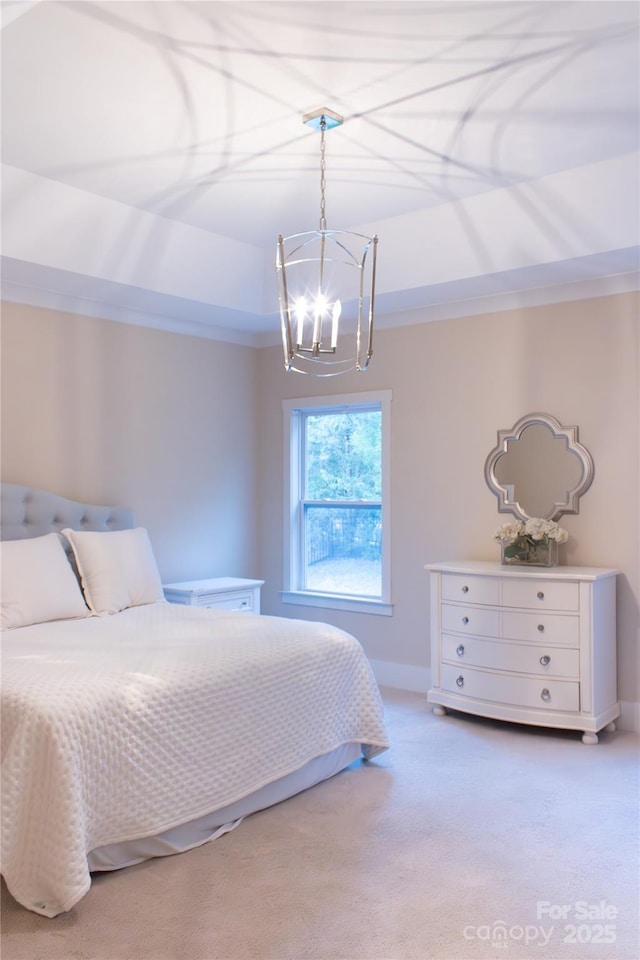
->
(441, 574, 500, 606)
(442, 634, 580, 678)
(440, 663, 580, 712)
(441, 603, 500, 638)
(502, 611, 579, 646)
(501, 579, 579, 612)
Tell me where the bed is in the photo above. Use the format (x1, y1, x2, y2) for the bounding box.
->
(0, 483, 389, 917)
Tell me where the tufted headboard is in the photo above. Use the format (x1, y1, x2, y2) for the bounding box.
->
(0, 483, 134, 540)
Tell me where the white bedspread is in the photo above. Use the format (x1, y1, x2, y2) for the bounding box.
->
(1, 603, 388, 917)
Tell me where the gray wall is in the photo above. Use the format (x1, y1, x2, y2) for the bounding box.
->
(2, 293, 638, 721)
(256, 292, 639, 717)
(0, 302, 260, 584)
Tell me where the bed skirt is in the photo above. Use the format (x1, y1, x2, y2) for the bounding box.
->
(88, 742, 362, 871)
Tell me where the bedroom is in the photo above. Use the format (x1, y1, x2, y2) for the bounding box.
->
(1, 1, 639, 958)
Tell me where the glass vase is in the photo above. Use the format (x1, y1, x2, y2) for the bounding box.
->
(500, 535, 558, 567)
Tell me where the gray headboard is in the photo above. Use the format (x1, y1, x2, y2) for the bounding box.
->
(1, 483, 134, 540)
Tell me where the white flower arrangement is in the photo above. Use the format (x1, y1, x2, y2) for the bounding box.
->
(494, 517, 568, 565)
(493, 518, 569, 544)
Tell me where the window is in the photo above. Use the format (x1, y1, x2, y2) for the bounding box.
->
(282, 391, 392, 615)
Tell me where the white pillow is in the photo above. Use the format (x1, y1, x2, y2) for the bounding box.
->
(62, 527, 165, 616)
(0, 533, 90, 629)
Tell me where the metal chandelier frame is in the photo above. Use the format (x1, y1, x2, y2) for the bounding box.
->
(275, 109, 378, 376)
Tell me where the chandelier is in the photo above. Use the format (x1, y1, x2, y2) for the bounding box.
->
(275, 108, 378, 375)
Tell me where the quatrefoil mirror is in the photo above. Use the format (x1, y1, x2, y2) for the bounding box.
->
(484, 412, 594, 522)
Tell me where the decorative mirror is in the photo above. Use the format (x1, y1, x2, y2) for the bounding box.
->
(484, 412, 594, 521)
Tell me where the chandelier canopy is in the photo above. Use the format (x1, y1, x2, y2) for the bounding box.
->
(275, 108, 378, 376)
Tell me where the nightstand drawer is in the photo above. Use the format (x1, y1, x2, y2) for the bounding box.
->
(440, 663, 580, 712)
(163, 578, 264, 614)
(197, 591, 255, 612)
(442, 634, 579, 678)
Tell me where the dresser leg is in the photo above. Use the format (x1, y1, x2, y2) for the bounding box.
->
(581, 731, 599, 745)
(432, 705, 447, 717)
(604, 721, 617, 734)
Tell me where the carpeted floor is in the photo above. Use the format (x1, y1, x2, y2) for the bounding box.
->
(2, 688, 638, 960)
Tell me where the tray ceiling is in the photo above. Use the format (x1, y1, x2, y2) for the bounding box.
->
(2, 1, 639, 344)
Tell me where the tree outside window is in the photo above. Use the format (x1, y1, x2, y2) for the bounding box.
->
(303, 410, 382, 596)
(283, 391, 391, 614)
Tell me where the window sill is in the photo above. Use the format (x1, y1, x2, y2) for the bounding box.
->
(280, 591, 394, 617)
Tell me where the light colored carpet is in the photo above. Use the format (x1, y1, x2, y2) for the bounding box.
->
(2, 688, 638, 960)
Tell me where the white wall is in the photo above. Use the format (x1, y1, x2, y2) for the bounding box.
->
(256, 293, 639, 719)
(0, 301, 260, 583)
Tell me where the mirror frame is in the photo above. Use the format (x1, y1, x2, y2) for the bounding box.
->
(484, 412, 595, 522)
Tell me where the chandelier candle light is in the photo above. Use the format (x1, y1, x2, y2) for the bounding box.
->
(276, 108, 378, 375)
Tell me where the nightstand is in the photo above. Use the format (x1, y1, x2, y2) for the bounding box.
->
(163, 577, 264, 613)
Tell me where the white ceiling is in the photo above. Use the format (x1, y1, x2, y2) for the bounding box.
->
(1, 0, 639, 346)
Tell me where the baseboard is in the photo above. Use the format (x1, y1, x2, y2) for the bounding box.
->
(370, 659, 640, 733)
(618, 700, 640, 733)
(369, 659, 430, 695)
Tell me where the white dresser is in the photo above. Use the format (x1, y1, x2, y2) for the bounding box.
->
(163, 577, 264, 613)
(426, 561, 619, 743)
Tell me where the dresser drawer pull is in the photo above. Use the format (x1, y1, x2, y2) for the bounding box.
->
(539, 655, 551, 666)
(456, 644, 465, 657)
(456, 675, 464, 687)
(541, 688, 551, 702)
(462, 616, 469, 625)
(537, 624, 545, 632)
(537, 591, 545, 600)
(462, 585, 469, 593)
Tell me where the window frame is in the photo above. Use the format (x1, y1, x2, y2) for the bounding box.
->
(282, 390, 392, 616)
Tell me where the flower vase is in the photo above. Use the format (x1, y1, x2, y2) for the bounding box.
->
(500, 535, 558, 567)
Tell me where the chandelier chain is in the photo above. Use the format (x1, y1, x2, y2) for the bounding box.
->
(319, 117, 327, 231)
